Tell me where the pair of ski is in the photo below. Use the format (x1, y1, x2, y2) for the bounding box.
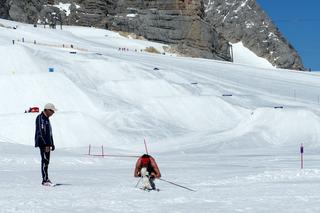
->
(42, 183, 70, 187)
(139, 187, 160, 192)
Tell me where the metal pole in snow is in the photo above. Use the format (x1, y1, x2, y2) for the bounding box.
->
(159, 178, 196, 192)
(135, 178, 142, 188)
(102, 145, 104, 157)
(300, 143, 304, 169)
(144, 138, 149, 155)
(88, 144, 91, 155)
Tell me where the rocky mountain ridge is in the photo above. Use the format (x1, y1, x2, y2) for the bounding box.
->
(0, 0, 305, 70)
(204, 0, 304, 70)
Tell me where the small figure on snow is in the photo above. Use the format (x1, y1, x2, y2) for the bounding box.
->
(34, 103, 57, 186)
(134, 154, 161, 190)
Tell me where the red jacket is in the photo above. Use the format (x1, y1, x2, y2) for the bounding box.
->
(134, 155, 161, 178)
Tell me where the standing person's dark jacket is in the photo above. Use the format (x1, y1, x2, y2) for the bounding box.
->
(35, 112, 54, 148)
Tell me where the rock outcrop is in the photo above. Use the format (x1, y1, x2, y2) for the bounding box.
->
(106, 0, 231, 60)
(7, 0, 42, 24)
(70, 0, 110, 27)
(204, 0, 304, 70)
(0, 0, 10, 19)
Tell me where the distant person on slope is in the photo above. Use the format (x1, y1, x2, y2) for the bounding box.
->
(34, 103, 57, 186)
(134, 154, 161, 190)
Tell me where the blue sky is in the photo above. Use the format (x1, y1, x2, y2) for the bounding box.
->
(257, 0, 320, 71)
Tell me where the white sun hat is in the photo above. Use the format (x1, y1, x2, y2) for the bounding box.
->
(44, 103, 58, 112)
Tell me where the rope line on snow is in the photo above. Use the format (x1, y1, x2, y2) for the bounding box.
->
(16, 39, 88, 52)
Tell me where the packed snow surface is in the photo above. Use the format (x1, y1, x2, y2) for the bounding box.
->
(1, 19, 320, 212)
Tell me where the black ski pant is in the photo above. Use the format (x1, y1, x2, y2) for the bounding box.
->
(40, 147, 51, 181)
(149, 177, 156, 189)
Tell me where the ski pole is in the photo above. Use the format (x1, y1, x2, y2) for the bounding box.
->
(144, 138, 149, 154)
(159, 178, 196, 192)
(135, 178, 142, 188)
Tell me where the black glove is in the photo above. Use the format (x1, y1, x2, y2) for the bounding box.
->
(51, 145, 55, 151)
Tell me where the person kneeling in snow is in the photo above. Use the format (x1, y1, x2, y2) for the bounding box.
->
(134, 154, 161, 190)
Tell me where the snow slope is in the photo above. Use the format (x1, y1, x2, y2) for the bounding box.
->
(1, 19, 320, 212)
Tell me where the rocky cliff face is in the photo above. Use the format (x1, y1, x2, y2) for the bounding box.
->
(69, 0, 111, 27)
(0, 0, 10, 19)
(0, 0, 305, 70)
(6, 0, 43, 24)
(106, 0, 231, 60)
(204, 0, 304, 70)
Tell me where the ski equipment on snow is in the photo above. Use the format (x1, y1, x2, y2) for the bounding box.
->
(159, 178, 196, 192)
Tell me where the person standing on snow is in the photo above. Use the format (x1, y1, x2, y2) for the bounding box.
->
(134, 154, 161, 190)
(34, 103, 57, 186)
